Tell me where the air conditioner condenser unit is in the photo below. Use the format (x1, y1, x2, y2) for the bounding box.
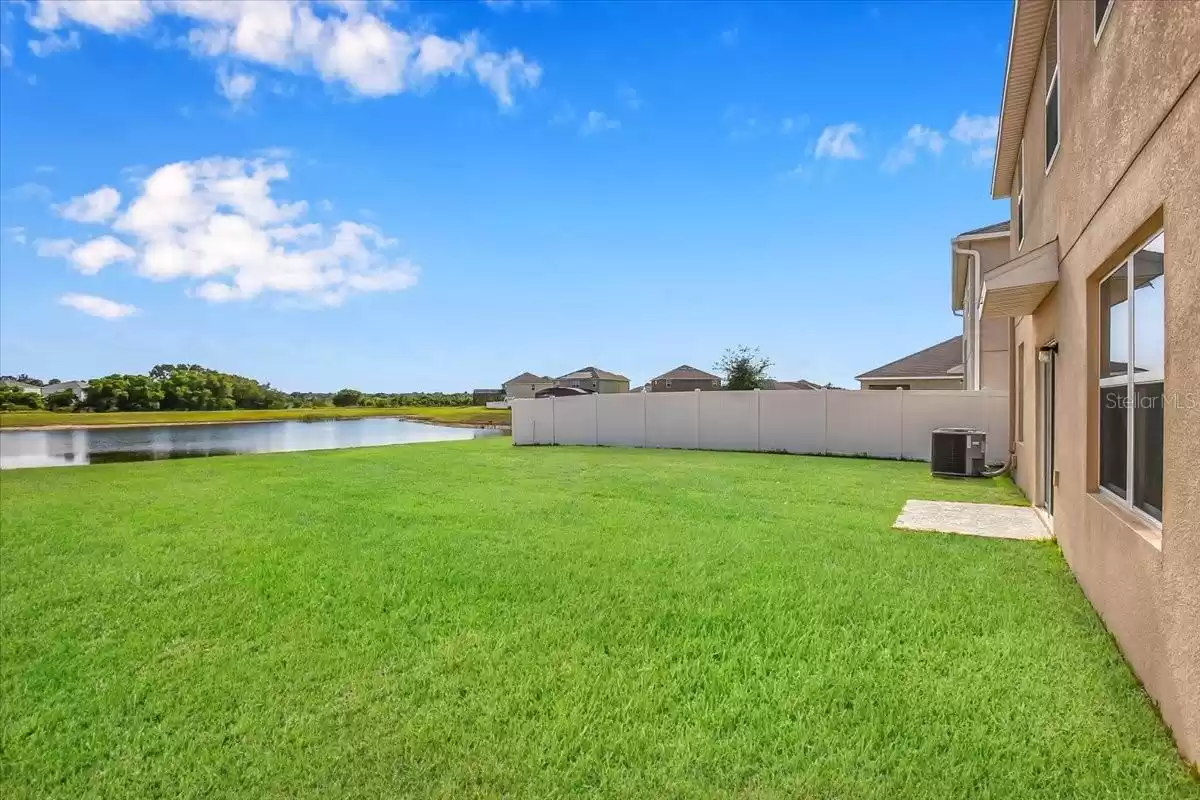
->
(931, 428, 987, 477)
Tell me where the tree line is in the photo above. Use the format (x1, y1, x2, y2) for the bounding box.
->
(0, 365, 474, 412)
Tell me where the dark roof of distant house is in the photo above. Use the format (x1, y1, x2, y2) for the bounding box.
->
(558, 366, 629, 382)
(651, 364, 721, 382)
(956, 220, 1010, 238)
(772, 379, 825, 390)
(504, 372, 553, 385)
(535, 386, 594, 397)
(855, 336, 965, 380)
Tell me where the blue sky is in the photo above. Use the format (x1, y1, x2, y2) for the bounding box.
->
(0, 0, 1011, 392)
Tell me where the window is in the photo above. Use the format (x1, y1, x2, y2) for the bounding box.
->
(1098, 231, 1164, 521)
(1095, 0, 1113, 42)
(1044, 1, 1060, 171)
(665, 379, 672, 388)
(1017, 344, 1025, 442)
(1016, 143, 1025, 246)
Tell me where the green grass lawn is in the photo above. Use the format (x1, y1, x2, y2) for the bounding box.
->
(0, 405, 510, 429)
(2, 439, 1196, 799)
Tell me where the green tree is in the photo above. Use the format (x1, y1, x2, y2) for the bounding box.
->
(44, 388, 78, 411)
(332, 388, 363, 407)
(0, 385, 45, 410)
(715, 345, 773, 390)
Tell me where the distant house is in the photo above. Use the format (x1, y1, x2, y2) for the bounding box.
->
(472, 389, 505, 405)
(41, 380, 90, 400)
(855, 336, 965, 390)
(647, 365, 721, 393)
(766, 379, 827, 391)
(1, 379, 42, 395)
(503, 372, 555, 400)
(556, 366, 630, 394)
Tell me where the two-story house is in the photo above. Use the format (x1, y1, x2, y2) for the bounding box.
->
(555, 366, 630, 394)
(503, 372, 555, 400)
(646, 365, 721, 392)
(978, 0, 1197, 762)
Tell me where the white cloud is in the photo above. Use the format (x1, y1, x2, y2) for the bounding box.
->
(617, 84, 641, 111)
(70, 235, 137, 274)
(580, 110, 619, 136)
(814, 122, 864, 160)
(720, 27, 739, 47)
(0, 43, 12, 68)
(37, 155, 420, 307)
(28, 29, 81, 56)
(6, 226, 28, 245)
(56, 186, 122, 223)
(320, 198, 333, 212)
(36, 238, 76, 259)
(37, 235, 135, 274)
(217, 66, 256, 108)
(34, 165, 56, 173)
(31, 0, 153, 33)
(950, 112, 999, 166)
(59, 293, 137, 319)
(28, 1, 541, 108)
(882, 124, 946, 173)
(6, 182, 53, 202)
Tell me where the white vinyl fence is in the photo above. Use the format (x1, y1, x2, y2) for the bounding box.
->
(512, 390, 1009, 463)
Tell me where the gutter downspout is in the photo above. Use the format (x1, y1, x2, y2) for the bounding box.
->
(953, 244, 982, 390)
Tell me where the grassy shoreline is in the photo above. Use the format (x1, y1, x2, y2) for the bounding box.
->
(0, 405, 511, 430)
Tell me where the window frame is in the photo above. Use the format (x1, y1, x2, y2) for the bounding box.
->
(1044, 1, 1061, 174)
(1094, 0, 1114, 44)
(1096, 228, 1164, 528)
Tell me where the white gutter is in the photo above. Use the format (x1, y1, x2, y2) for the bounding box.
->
(954, 244, 983, 390)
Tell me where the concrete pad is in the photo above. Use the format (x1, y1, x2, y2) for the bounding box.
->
(894, 500, 1052, 541)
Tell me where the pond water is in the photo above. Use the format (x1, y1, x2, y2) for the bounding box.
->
(0, 418, 503, 470)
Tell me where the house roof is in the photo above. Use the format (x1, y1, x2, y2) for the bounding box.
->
(855, 336, 965, 381)
(956, 220, 1010, 238)
(772, 379, 825, 390)
(991, 0, 1054, 199)
(504, 372, 553, 385)
(651, 364, 720, 382)
(557, 366, 629, 382)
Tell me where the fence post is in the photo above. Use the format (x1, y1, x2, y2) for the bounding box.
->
(642, 391, 648, 449)
(755, 388, 762, 451)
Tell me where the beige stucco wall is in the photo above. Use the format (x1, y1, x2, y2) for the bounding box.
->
(1006, 0, 1199, 763)
(961, 238, 1013, 390)
(858, 378, 964, 391)
(504, 380, 554, 399)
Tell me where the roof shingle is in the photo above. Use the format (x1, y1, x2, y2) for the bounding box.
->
(651, 364, 721, 381)
(855, 336, 964, 380)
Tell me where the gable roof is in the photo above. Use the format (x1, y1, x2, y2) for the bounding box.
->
(855, 336, 964, 381)
(504, 372, 553, 385)
(773, 379, 825, 390)
(651, 364, 720, 382)
(956, 220, 1010, 238)
(557, 366, 629, 382)
(991, 0, 1054, 199)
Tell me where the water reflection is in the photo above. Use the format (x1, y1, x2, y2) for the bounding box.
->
(0, 418, 502, 470)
